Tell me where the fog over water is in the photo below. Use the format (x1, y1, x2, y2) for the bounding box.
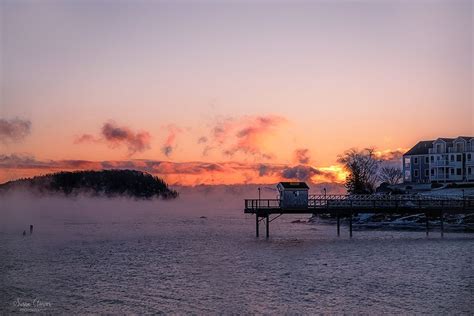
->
(0, 188, 473, 314)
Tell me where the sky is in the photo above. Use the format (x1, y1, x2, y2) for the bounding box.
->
(0, 0, 472, 186)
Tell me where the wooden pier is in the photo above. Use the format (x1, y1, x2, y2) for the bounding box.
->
(244, 194, 474, 238)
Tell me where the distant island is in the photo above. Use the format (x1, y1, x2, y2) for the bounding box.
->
(0, 169, 179, 199)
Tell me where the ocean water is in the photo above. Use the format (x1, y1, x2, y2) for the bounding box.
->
(0, 192, 473, 314)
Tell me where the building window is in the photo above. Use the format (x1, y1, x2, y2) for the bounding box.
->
(451, 155, 455, 162)
(437, 144, 442, 152)
(431, 169, 435, 176)
(437, 156, 440, 161)
(414, 157, 418, 164)
(425, 156, 429, 164)
(450, 168, 454, 175)
(414, 170, 419, 177)
(469, 168, 472, 175)
(468, 153, 472, 161)
(457, 154, 462, 162)
(425, 169, 429, 177)
(431, 156, 434, 162)
(404, 157, 411, 168)
(404, 170, 411, 180)
(457, 168, 462, 175)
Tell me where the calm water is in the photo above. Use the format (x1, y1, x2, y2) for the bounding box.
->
(0, 193, 473, 314)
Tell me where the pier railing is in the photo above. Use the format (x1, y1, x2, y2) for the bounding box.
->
(245, 194, 474, 212)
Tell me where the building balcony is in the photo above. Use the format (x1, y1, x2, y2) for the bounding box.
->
(430, 161, 463, 168)
(430, 173, 448, 179)
(447, 161, 463, 167)
(448, 147, 465, 153)
(430, 160, 449, 167)
(429, 148, 445, 154)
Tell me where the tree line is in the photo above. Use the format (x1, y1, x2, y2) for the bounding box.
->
(0, 169, 179, 199)
(338, 148, 403, 194)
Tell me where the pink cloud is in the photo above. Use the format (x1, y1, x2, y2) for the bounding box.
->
(161, 124, 182, 157)
(205, 115, 288, 159)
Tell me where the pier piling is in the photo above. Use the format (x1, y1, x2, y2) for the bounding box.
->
(266, 214, 269, 238)
(256, 214, 259, 237)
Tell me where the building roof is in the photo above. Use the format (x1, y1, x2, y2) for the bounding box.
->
(277, 182, 309, 189)
(454, 136, 474, 142)
(434, 137, 455, 143)
(404, 140, 434, 156)
(405, 137, 474, 156)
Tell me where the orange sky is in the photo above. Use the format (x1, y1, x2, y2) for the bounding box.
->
(0, 1, 472, 185)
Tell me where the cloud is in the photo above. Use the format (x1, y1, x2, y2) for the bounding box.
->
(205, 115, 287, 159)
(294, 148, 310, 164)
(73, 134, 99, 144)
(102, 122, 151, 155)
(211, 117, 235, 145)
(0, 154, 101, 170)
(161, 124, 182, 157)
(0, 118, 31, 143)
(281, 165, 321, 182)
(375, 149, 405, 162)
(0, 154, 48, 169)
(258, 164, 270, 176)
(197, 136, 208, 144)
(0, 156, 343, 186)
(228, 115, 286, 158)
(374, 148, 406, 168)
(75, 121, 151, 155)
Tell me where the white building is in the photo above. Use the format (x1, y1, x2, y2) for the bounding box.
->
(404, 136, 474, 184)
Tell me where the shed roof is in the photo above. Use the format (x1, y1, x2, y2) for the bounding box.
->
(404, 140, 434, 156)
(277, 182, 309, 189)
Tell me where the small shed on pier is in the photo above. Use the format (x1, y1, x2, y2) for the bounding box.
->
(277, 182, 309, 209)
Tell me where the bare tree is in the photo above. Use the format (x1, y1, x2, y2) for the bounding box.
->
(378, 166, 403, 185)
(338, 148, 380, 194)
